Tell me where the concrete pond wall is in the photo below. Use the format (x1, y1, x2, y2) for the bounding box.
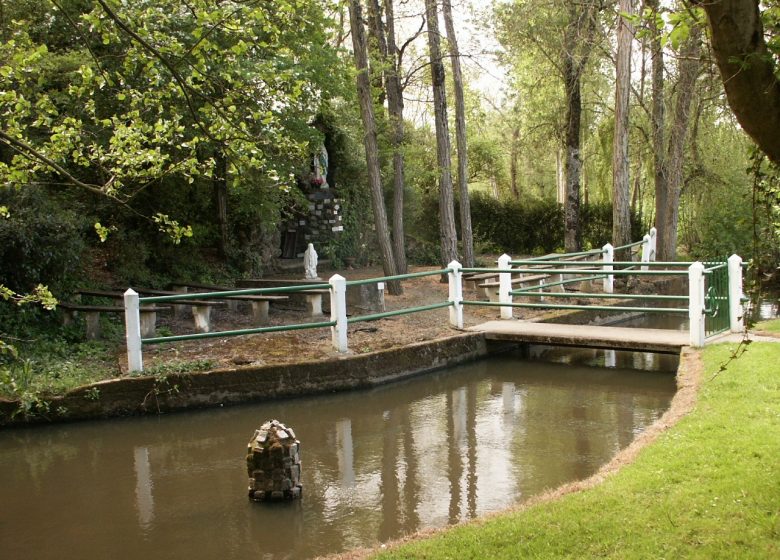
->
(0, 333, 488, 427)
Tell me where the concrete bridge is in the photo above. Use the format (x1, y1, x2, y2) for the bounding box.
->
(469, 321, 689, 354)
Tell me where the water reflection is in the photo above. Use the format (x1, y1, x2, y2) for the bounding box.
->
(134, 446, 154, 530)
(0, 351, 676, 560)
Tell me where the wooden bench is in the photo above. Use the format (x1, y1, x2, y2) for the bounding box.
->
(129, 288, 225, 333)
(476, 253, 601, 301)
(60, 303, 169, 340)
(237, 279, 331, 317)
(169, 282, 288, 324)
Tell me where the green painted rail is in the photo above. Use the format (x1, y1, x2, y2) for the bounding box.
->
(515, 292, 689, 301)
(512, 275, 606, 293)
(345, 268, 450, 287)
(139, 283, 329, 304)
(142, 319, 337, 345)
(348, 302, 453, 324)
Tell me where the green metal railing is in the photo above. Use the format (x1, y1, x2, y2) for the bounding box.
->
(125, 236, 742, 372)
(345, 268, 453, 324)
(138, 283, 335, 346)
(137, 269, 453, 346)
(704, 261, 730, 337)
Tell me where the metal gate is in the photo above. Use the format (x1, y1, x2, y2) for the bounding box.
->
(704, 261, 730, 337)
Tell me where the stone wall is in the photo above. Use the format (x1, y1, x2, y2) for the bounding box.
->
(0, 333, 488, 427)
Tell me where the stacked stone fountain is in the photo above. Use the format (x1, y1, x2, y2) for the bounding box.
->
(246, 419, 302, 501)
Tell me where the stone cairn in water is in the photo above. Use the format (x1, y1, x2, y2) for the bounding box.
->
(246, 419, 302, 501)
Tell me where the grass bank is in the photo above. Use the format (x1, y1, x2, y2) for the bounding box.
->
(755, 318, 780, 333)
(374, 343, 780, 559)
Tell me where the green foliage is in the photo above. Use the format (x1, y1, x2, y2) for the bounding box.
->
(755, 318, 780, 332)
(0, 187, 87, 294)
(1, 0, 341, 198)
(411, 191, 643, 257)
(0, 336, 120, 418)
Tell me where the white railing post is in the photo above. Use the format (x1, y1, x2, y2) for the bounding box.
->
(447, 260, 464, 329)
(124, 288, 143, 372)
(640, 234, 651, 271)
(688, 262, 706, 347)
(728, 254, 744, 333)
(498, 253, 513, 320)
(602, 243, 614, 294)
(329, 274, 348, 353)
(649, 227, 657, 261)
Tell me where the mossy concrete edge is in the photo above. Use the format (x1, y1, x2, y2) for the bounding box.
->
(0, 332, 488, 427)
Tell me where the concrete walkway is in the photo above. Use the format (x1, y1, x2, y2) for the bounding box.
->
(469, 321, 690, 353)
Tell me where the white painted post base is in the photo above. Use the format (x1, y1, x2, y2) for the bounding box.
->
(192, 305, 211, 333)
(124, 289, 143, 373)
(728, 254, 744, 333)
(250, 300, 269, 325)
(498, 254, 513, 320)
(330, 275, 348, 353)
(448, 260, 463, 329)
(649, 227, 657, 262)
(640, 234, 651, 271)
(688, 262, 705, 347)
(139, 309, 157, 338)
(602, 243, 614, 294)
(306, 293, 323, 317)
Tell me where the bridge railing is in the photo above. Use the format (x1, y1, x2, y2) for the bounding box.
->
(456, 251, 744, 348)
(123, 268, 453, 372)
(123, 229, 743, 371)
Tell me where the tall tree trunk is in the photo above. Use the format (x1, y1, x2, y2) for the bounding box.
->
(442, 0, 474, 267)
(556, 147, 564, 203)
(658, 27, 701, 261)
(649, 0, 667, 256)
(424, 0, 458, 268)
(213, 148, 229, 259)
(563, 55, 583, 252)
(348, 0, 401, 294)
(383, 0, 408, 273)
(510, 127, 521, 199)
(612, 0, 633, 257)
(693, 0, 780, 164)
(561, 1, 598, 252)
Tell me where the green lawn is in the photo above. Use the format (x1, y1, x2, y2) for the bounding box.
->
(755, 318, 780, 333)
(376, 343, 780, 559)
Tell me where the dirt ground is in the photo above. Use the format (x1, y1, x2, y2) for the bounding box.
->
(138, 264, 541, 372)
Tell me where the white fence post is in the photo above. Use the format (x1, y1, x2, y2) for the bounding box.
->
(728, 254, 744, 333)
(688, 262, 706, 347)
(640, 234, 651, 271)
(447, 260, 464, 329)
(602, 243, 614, 294)
(498, 253, 513, 319)
(124, 288, 143, 372)
(649, 227, 657, 261)
(329, 274, 348, 352)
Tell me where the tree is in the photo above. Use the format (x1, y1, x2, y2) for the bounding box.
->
(692, 0, 780, 164)
(612, 0, 634, 255)
(656, 25, 702, 260)
(348, 0, 402, 294)
(0, 0, 341, 245)
(442, 0, 475, 267)
(424, 0, 458, 268)
(562, 0, 601, 252)
(648, 0, 667, 236)
(367, 0, 408, 274)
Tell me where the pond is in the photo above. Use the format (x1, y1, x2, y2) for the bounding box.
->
(0, 349, 677, 559)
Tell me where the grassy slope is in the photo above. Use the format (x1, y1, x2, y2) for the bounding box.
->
(376, 343, 780, 559)
(755, 318, 780, 333)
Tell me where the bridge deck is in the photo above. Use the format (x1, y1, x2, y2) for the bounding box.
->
(469, 321, 689, 353)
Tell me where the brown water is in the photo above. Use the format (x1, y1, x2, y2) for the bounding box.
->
(0, 351, 676, 560)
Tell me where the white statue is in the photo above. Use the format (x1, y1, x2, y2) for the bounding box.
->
(303, 243, 319, 280)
